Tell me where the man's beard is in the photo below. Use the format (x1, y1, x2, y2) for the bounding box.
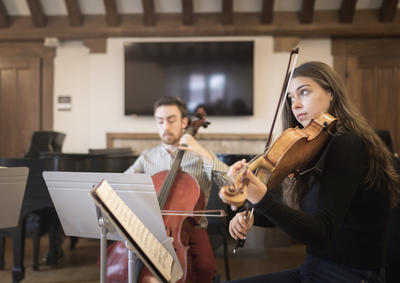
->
(161, 132, 180, 145)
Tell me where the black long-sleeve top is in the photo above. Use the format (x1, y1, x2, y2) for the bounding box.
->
(253, 132, 390, 270)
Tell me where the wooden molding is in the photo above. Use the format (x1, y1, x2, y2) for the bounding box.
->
(107, 132, 268, 148)
(380, 0, 399, 22)
(261, 0, 274, 24)
(104, 0, 120, 26)
(83, 38, 107, 53)
(299, 0, 315, 23)
(142, 0, 156, 25)
(182, 0, 193, 25)
(0, 10, 400, 40)
(0, 0, 9, 28)
(27, 0, 47, 27)
(340, 0, 357, 23)
(274, 36, 300, 52)
(222, 0, 233, 25)
(332, 38, 400, 57)
(65, 0, 83, 27)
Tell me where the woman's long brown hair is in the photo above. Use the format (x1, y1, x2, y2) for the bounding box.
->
(281, 61, 399, 208)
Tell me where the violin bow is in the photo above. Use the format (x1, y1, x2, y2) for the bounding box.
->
(264, 48, 299, 151)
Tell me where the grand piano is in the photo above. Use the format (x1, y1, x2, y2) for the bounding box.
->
(0, 131, 137, 283)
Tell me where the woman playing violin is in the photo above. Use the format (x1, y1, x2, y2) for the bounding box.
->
(228, 61, 399, 283)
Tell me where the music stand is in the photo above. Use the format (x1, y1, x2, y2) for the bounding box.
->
(43, 171, 182, 283)
(0, 167, 29, 228)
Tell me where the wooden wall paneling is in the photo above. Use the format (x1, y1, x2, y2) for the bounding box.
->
(26, 0, 47, 27)
(222, 0, 233, 25)
(380, 0, 399, 22)
(358, 66, 376, 124)
(299, 0, 315, 23)
(0, 43, 55, 132)
(396, 67, 400, 155)
(142, 0, 156, 25)
(345, 56, 361, 110)
(332, 38, 400, 154)
(339, 0, 357, 23)
(261, 0, 274, 24)
(104, 0, 120, 26)
(65, 0, 83, 27)
(0, 57, 41, 157)
(182, 0, 193, 25)
(0, 0, 9, 28)
(41, 55, 54, 130)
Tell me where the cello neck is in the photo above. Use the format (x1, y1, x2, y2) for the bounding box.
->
(158, 149, 184, 208)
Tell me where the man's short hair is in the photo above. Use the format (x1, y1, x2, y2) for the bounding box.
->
(153, 96, 188, 118)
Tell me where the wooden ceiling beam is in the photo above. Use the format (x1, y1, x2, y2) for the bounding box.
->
(64, 0, 83, 27)
(222, 0, 233, 24)
(339, 0, 357, 23)
(142, 0, 156, 25)
(261, 0, 274, 24)
(182, 0, 193, 25)
(380, 0, 399, 22)
(299, 0, 315, 23)
(0, 0, 9, 28)
(104, 0, 120, 26)
(26, 0, 47, 27)
(1, 11, 400, 40)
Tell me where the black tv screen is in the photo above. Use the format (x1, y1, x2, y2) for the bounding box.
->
(124, 41, 254, 116)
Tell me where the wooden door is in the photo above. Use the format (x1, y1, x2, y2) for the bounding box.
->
(0, 57, 41, 157)
(357, 57, 400, 154)
(333, 39, 400, 155)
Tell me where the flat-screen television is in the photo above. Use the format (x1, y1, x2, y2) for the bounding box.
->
(124, 41, 254, 116)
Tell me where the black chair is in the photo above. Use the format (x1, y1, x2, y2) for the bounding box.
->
(207, 182, 232, 282)
(207, 154, 256, 281)
(25, 131, 66, 158)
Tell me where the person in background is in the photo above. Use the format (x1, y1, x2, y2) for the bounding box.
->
(126, 96, 228, 283)
(227, 61, 399, 283)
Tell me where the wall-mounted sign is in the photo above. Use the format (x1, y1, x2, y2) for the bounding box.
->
(57, 95, 72, 111)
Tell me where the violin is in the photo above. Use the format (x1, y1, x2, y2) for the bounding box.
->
(219, 112, 337, 206)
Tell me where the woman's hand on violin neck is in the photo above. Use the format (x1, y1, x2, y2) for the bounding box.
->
(229, 211, 254, 240)
(240, 169, 268, 204)
(227, 159, 248, 180)
(178, 134, 213, 165)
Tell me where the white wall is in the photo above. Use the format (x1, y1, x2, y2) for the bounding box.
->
(53, 36, 332, 153)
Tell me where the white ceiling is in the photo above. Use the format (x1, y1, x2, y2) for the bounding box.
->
(3, 0, 396, 16)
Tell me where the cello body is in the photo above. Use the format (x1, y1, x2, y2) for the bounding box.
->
(139, 170, 205, 283)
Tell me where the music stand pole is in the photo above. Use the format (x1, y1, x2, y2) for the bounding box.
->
(96, 206, 116, 283)
(125, 240, 136, 283)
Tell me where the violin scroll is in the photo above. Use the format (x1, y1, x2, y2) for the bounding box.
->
(218, 157, 272, 207)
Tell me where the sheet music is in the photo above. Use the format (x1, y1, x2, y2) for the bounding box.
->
(94, 180, 173, 281)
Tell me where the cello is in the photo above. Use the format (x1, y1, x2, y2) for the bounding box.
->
(104, 114, 210, 283)
(139, 115, 209, 283)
